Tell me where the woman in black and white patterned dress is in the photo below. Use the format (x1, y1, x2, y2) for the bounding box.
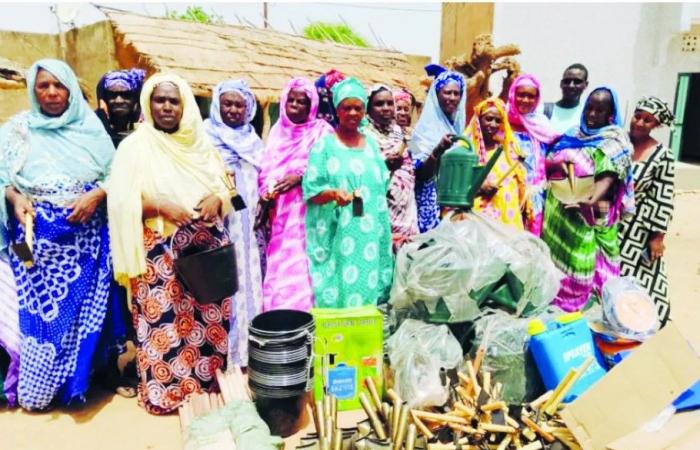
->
(619, 96, 676, 326)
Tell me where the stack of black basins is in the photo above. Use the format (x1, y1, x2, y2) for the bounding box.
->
(248, 310, 315, 437)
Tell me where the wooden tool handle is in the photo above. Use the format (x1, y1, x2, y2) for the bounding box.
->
(25, 212, 33, 251)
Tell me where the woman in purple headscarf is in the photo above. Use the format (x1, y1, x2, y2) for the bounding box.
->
(258, 78, 333, 312)
(204, 80, 263, 367)
(95, 68, 146, 147)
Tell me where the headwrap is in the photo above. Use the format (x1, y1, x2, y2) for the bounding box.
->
(434, 71, 465, 95)
(0, 59, 115, 250)
(507, 74, 559, 144)
(331, 77, 368, 109)
(258, 77, 333, 196)
(204, 79, 263, 170)
(367, 84, 392, 104)
(408, 71, 467, 161)
(635, 96, 674, 127)
(551, 86, 635, 219)
(393, 89, 413, 105)
(424, 64, 447, 78)
(465, 98, 523, 165)
(315, 69, 346, 127)
(101, 68, 146, 92)
(107, 73, 232, 285)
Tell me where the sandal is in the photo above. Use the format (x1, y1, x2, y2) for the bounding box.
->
(115, 385, 137, 398)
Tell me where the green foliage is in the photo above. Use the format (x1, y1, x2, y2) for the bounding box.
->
(302, 22, 370, 48)
(166, 6, 223, 24)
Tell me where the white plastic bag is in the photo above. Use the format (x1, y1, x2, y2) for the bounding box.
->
(386, 319, 463, 408)
(600, 276, 659, 341)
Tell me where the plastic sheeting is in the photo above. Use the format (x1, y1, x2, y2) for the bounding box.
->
(600, 276, 660, 341)
(386, 319, 463, 408)
(390, 213, 562, 323)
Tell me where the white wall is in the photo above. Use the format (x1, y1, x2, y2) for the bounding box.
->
(491, 2, 697, 145)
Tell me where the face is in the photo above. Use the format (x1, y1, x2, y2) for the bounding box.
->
(336, 98, 365, 131)
(150, 83, 183, 133)
(584, 91, 614, 130)
(105, 86, 137, 119)
(437, 81, 462, 116)
(285, 88, 311, 124)
(367, 89, 395, 126)
(34, 69, 70, 117)
(629, 109, 659, 140)
(219, 91, 247, 128)
(479, 106, 503, 142)
(395, 100, 412, 127)
(514, 85, 538, 115)
(560, 68, 588, 103)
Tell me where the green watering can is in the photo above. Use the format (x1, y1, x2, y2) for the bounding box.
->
(436, 135, 503, 210)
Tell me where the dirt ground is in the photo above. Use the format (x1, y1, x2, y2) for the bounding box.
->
(1, 192, 698, 450)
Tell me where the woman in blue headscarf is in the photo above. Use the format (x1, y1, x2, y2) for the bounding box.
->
(542, 87, 634, 312)
(408, 71, 467, 232)
(204, 80, 263, 367)
(0, 59, 115, 410)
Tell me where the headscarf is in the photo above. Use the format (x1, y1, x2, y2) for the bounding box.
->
(408, 70, 467, 161)
(393, 89, 413, 106)
(331, 77, 368, 108)
(635, 96, 674, 127)
(204, 79, 263, 170)
(0, 59, 115, 249)
(366, 84, 397, 134)
(551, 86, 635, 218)
(315, 69, 346, 127)
(95, 68, 146, 144)
(465, 98, 523, 165)
(258, 77, 333, 194)
(507, 74, 559, 144)
(107, 73, 232, 286)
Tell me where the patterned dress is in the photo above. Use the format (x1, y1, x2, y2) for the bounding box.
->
(618, 145, 675, 325)
(365, 120, 418, 250)
(514, 130, 548, 236)
(131, 221, 231, 415)
(303, 133, 394, 308)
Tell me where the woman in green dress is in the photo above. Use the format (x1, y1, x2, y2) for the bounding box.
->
(302, 77, 394, 308)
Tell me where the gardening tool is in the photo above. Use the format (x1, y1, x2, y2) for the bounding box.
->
(12, 212, 34, 268)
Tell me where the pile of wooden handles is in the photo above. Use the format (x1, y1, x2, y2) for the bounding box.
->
(353, 348, 583, 450)
(308, 392, 342, 450)
(178, 366, 250, 434)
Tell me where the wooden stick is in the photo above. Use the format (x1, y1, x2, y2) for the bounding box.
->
(405, 424, 417, 450)
(542, 369, 576, 412)
(473, 348, 486, 375)
(496, 435, 512, 450)
(529, 390, 553, 410)
(393, 404, 410, 450)
(505, 415, 520, 430)
(521, 442, 543, 450)
(365, 376, 383, 415)
(545, 357, 594, 415)
(480, 423, 517, 434)
(359, 392, 387, 440)
(412, 410, 469, 425)
(386, 388, 402, 404)
(466, 361, 481, 397)
(457, 372, 471, 387)
(448, 423, 478, 434)
(453, 402, 476, 417)
(521, 416, 555, 443)
(410, 410, 434, 439)
(315, 400, 326, 440)
(482, 372, 491, 396)
(481, 401, 506, 412)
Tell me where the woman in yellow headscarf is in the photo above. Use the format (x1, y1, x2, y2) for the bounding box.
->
(464, 98, 528, 229)
(107, 73, 234, 415)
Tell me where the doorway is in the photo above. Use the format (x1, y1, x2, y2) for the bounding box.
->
(670, 73, 700, 162)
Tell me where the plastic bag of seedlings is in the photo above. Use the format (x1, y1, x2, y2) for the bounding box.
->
(600, 276, 660, 341)
(472, 309, 557, 404)
(386, 319, 463, 408)
(389, 213, 561, 323)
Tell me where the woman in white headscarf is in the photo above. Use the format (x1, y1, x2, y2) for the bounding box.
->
(204, 80, 263, 367)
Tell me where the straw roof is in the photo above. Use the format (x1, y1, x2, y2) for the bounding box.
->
(0, 56, 27, 90)
(103, 9, 425, 102)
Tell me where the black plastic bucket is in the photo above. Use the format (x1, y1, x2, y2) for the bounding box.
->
(174, 243, 237, 304)
(248, 310, 314, 398)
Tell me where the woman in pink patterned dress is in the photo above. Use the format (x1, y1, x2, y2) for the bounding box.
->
(258, 78, 333, 312)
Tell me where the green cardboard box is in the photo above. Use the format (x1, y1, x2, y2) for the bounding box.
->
(312, 306, 383, 411)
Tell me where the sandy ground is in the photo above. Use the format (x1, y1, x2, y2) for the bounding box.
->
(1, 192, 698, 450)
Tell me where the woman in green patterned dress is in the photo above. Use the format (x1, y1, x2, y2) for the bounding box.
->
(302, 78, 394, 308)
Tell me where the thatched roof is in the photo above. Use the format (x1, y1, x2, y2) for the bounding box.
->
(0, 56, 27, 90)
(103, 9, 424, 102)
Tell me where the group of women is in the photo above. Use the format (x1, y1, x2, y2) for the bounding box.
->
(0, 57, 676, 415)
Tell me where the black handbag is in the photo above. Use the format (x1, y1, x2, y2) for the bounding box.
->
(174, 241, 238, 305)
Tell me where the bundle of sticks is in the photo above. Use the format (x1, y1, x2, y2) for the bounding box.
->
(306, 392, 344, 450)
(349, 348, 583, 450)
(178, 366, 250, 434)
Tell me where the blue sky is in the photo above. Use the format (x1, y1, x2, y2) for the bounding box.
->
(0, 2, 443, 60)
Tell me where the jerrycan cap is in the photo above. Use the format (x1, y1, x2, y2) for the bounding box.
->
(527, 319, 546, 336)
(557, 311, 583, 325)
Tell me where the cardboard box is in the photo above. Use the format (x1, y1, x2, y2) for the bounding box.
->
(560, 308, 700, 450)
(312, 306, 383, 411)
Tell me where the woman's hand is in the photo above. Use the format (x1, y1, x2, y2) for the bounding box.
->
(195, 194, 223, 222)
(6, 187, 34, 226)
(274, 174, 302, 194)
(479, 180, 498, 198)
(333, 189, 353, 206)
(649, 234, 666, 262)
(159, 200, 195, 228)
(311, 189, 352, 206)
(67, 188, 106, 224)
(434, 134, 455, 157)
(385, 152, 404, 171)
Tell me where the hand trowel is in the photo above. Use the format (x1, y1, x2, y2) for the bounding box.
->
(11, 212, 34, 268)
